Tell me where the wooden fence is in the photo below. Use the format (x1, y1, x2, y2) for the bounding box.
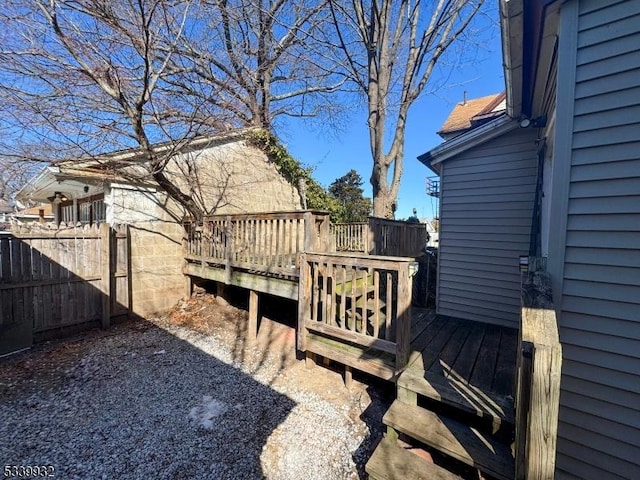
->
(369, 218, 427, 257)
(0, 223, 129, 356)
(515, 257, 562, 479)
(297, 252, 415, 376)
(331, 218, 428, 257)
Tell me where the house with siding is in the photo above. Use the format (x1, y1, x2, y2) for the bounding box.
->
(418, 0, 639, 478)
(17, 129, 302, 317)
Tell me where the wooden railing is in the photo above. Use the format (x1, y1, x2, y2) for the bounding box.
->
(515, 257, 562, 480)
(185, 211, 331, 279)
(330, 218, 428, 257)
(331, 222, 368, 253)
(297, 252, 415, 371)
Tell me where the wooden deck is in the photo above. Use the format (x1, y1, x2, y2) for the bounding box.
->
(400, 311, 517, 426)
(304, 308, 517, 422)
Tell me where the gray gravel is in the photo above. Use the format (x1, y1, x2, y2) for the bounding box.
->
(0, 319, 386, 479)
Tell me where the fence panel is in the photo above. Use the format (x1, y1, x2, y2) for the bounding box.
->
(0, 224, 129, 355)
(369, 218, 428, 257)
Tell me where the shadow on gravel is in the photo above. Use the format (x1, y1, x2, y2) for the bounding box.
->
(352, 376, 396, 479)
(0, 320, 296, 480)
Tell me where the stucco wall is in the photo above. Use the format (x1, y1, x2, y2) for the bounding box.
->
(106, 138, 302, 317)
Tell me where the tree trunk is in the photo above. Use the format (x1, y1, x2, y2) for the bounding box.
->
(372, 185, 395, 218)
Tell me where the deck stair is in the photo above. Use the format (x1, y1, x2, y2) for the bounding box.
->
(367, 399, 515, 480)
(367, 316, 518, 480)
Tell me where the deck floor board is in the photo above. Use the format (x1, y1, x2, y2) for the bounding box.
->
(404, 313, 518, 425)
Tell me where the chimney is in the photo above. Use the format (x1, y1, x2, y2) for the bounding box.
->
(463, 91, 467, 105)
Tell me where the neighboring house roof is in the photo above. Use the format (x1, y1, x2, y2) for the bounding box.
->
(12, 204, 54, 220)
(419, 114, 519, 174)
(437, 92, 506, 139)
(16, 128, 259, 203)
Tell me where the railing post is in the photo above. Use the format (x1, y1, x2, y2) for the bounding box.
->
(303, 212, 315, 252)
(515, 256, 562, 480)
(394, 264, 412, 371)
(297, 252, 310, 351)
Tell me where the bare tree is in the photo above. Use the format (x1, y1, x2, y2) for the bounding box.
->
(329, 0, 485, 217)
(173, 0, 346, 130)
(0, 0, 345, 220)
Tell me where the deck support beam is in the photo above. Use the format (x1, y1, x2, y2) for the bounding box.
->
(248, 289, 259, 341)
(344, 365, 353, 388)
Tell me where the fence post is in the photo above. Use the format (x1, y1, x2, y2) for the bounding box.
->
(100, 223, 112, 329)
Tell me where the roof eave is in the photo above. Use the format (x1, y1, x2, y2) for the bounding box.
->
(417, 115, 518, 170)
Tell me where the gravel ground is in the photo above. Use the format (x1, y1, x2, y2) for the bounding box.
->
(0, 294, 393, 479)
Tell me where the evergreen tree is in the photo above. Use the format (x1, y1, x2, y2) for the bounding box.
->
(329, 170, 372, 223)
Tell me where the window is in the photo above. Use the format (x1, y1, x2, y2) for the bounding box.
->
(58, 194, 106, 226)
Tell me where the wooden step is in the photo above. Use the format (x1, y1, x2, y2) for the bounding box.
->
(383, 400, 515, 480)
(398, 367, 515, 428)
(366, 437, 462, 480)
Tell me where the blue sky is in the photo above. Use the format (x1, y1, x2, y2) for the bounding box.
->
(278, 28, 505, 221)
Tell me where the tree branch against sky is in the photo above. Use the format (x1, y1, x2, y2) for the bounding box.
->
(170, 0, 347, 131)
(0, 0, 351, 218)
(329, 0, 486, 218)
(0, 0, 212, 218)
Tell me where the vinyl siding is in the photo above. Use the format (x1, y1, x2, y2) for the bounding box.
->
(554, 1, 640, 478)
(438, 128, 538, 328)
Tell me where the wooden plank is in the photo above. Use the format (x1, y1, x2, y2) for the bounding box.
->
(306, 335, 396, 380)
(383, 400, 515, 480)
(427, 322, 471, 379)
(385, 272, 393, 341)
(492, 328, 518, 397)
(328, 262, 336, 326)
(297, 254, 310, 351)
(470, 325, 503, 392)
(349, 266, 357, 331)
(0, 236, 10, 282)
(312, 262, 319, 323)
(100, 223, 111, 329)
(373, 271, 380, 337)
(339, 266, 347, 329)
(366, 437, 462, 480)
(304, 321, 396, 354)
(407, 317, 458, 372)
(361, 267, 369, 334)
(184, 262, 298, 300)
(449, 322, 486, 382)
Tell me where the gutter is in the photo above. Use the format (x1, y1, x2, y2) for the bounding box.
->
(500, 0, 524, 119)
(417, 115, 518, 173)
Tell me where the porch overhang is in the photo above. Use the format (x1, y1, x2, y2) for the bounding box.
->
(16, 166, 111, 203)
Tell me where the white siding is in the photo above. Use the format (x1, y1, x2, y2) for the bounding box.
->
(553, 1, 640, 478)
(438, 128, 538, 328)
